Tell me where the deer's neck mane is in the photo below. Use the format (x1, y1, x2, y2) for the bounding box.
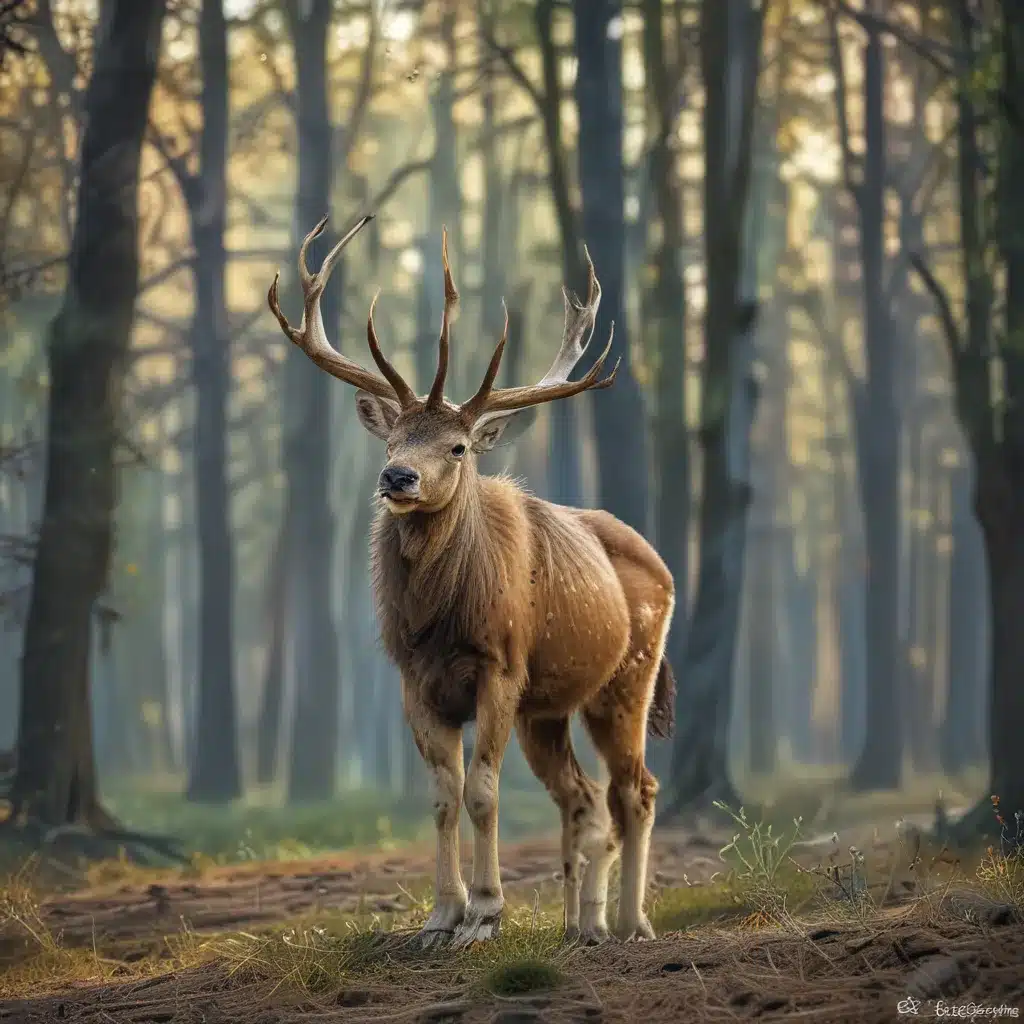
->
(370, 466, 517, 647)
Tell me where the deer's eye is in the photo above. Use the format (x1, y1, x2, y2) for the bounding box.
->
(451, 443, 466, 458)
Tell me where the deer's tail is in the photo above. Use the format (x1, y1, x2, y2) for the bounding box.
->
(646, 657, 676, 739)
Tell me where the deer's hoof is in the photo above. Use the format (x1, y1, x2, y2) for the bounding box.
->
(450, 897, 504, 948)
(618, 914, 656, 942)
(577, 925, 612, 946)
(416, 927, 454, 949)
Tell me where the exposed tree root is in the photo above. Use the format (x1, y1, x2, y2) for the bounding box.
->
(0, 812, 189, 872)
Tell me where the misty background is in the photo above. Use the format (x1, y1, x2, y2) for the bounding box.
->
(0, 0, 1020, 860)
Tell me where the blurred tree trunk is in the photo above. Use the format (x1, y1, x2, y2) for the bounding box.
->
(666, 0, 764, 816)
(479, 1, 506, 374)
(787, 537, 817, 763)
(256, 518, 287, 785)
(535, 0, 583, 507)
(283, 0, 344, 802)
(984, 0, 1024, 829)
(415, 2, 460, 395)
(642, 0, 690, 681)
(9, 0, 166, 826)
(573, 0, 649, 535)
(746, 314, 786, 778)
(940, 460, 985, 774)
(185, 0, 241, 803)
(903, 411, 932, 775)
(913, 0, 1024, 837)
(831, 3, 904, 790)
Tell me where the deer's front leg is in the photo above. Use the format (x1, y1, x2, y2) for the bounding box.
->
(403, 677, 468, 947)
(451, 669, 518, 948)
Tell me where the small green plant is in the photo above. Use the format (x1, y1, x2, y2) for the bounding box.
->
(713, 801, 804, 923)
(482, 957, 564, 996)
(976, 796, 1024, 913)
(802, 835, 877, 926)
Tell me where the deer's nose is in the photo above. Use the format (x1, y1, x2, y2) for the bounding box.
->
(379, 465, 420, 494)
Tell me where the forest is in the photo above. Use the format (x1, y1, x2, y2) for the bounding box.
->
(0, 0, 1022, 1021)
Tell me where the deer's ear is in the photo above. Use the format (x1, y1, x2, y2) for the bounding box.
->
(355, 391, 400, 440)
(470, 408, 537, 453)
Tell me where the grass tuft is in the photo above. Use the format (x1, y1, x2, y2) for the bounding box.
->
(975, 796, 1024, 913)
(481, 956, 565, 996)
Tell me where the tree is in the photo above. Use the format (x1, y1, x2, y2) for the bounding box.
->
(828, 0, 904, 790)
(666, 0, 765, 816)
(642, 0, 691, 687)
(174, 0, 242, 803)
(911, 0, 1024, 837)
(9, 0, 167, 827)
(282, 0, 371, 801)
(573, 0, 650, 535)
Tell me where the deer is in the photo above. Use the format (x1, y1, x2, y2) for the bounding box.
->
(268, 213, 677, 948)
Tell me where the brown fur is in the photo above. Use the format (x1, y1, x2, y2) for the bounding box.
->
(270, 216, 676, 943)
(365, 402, 675, 941)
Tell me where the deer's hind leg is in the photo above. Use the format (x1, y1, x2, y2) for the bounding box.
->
(516, 714, 615, 944)
(583, 591, 674, 941)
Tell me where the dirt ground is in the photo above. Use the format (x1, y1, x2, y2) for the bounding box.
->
(1, 826, 1022, 1023)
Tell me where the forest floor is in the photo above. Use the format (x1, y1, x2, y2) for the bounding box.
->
(0, 807, 1022, 1023)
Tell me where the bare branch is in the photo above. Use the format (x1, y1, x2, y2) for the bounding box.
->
(834, 0, 956, 77)
(827, 3, 860, 203)
(339, 8, 377, 168)
(480, 30, 544, 112)
(367, 158, 433, 210)
(907, 252, 963, 359)
(147, 127, 200, 209)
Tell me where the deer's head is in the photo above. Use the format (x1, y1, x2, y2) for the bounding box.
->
(269, 215, 618, 516)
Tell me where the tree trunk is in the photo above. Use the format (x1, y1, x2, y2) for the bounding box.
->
(961, 464, 1024, 834)
(415, 2, 460, 395)
(255, 518, 287, 785)
(642, 0, 690, 683)
(187, 0, 241, 803)
(9, 0, 167, 825)
(573, 0, 650, 535)
(746, 528, 776, 776)
(536, 0, 584, 507)
(940, 463, 986, 775)
(284, 0, 342, 803)
(666, 0, 763, 817)
(849, 15, 902, 791)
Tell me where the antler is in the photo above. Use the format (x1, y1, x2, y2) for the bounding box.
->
(426, 226, 459, 408)
(459, 246, 619, 422)
(269, 215, 417, 408)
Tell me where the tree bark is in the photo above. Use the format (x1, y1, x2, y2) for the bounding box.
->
(642, 0, 690, 683)
(284, 0, 343, 802)
(911, 0, 1024, 838)
(255, 518, 287, 785)
(573, 0, 650, 535)
(536, 0, 584, 508)
(415, 2, 460, 396)
(940, 461, 985, 774)
(186, 0, 241, 803)
(10, 0, 167, 825)
(846, 11, 903, 791)
(666, 0, 764, 817)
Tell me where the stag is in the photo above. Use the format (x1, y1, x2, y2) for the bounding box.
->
(269, 214, 676, 947)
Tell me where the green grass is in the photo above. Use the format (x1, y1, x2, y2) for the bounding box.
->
(98, 782, 558, 865)
(212, 901, 572, 997)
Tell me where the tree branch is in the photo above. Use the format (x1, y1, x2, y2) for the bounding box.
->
(368, 157, 432, 210)
(480, 30, 545, 112)
(827, 2, 861, 204)
(834, 0, 957, 77)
